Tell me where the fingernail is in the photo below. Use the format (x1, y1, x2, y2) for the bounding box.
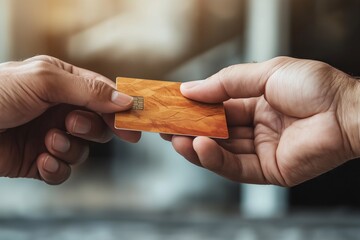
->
(111, 91, 133, 107)
(52, 133, 71, 153)
(73, 115, 92, 134)
(44, 156, 59, 173)
(181, 80, 205, 90)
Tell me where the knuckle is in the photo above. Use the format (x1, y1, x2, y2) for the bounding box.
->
(31, 62, 57, 94)
(315, 62, 334, 75)
(267, 56, 294, 70)
(213, 66, 237, 86)
(84, 78, 111, 100)
(30, 60, 54, 77)
(215, 66, 238, 96)
(27, 55, 54, 63)
(218, 65, 236, 79)
(270, 56, 291, 64)
(34, 54, 51, 60)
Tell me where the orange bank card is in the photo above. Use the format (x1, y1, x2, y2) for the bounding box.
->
(114, 77, 229, 139)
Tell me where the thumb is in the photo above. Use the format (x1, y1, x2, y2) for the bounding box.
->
(33, 62, 133, 113)
(180, 57, 286, 103)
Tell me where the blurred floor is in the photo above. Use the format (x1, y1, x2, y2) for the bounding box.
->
(1, 212, 360, 240)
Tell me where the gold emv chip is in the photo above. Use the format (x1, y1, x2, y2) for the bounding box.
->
(132, 96, 144, 110)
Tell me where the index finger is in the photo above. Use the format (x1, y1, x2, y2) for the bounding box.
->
(24, 55, 115, 87)
(180, 57, 291, 103)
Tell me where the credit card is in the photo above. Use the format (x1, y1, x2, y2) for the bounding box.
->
(115, 77, 229, 139)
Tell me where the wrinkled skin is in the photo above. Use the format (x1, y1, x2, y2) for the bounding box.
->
(0, 55, 140, 184)
(164, 57, 360, 187)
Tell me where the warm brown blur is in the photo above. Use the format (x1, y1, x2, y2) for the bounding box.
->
(2, 0, 360, 238)
(8, 0, 245, 79)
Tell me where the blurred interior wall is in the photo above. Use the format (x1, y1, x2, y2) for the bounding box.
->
(0, 0, 12, 61)
(241, 0, 290, 218)
(5, 0, 244, 80)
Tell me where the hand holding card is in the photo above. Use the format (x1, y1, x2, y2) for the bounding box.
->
(115, 77, 229, 139)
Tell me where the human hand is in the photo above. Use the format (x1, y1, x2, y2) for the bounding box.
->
(165, 57, 360, 186)
(0, 55, 140, 184)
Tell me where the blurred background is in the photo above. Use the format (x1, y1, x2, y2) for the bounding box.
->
(1, 0, 360, 239)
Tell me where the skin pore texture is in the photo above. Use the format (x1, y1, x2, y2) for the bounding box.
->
(165, 57, 360, 187)
(0, 55, 140, 185)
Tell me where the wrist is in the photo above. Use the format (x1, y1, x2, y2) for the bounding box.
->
(337, 74, 360, 159)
